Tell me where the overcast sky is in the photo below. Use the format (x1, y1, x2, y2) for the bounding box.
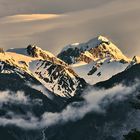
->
(0, 0, 140, 57)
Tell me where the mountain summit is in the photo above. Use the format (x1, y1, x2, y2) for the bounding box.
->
(4, 45, 87, 98)
(58, 35, 129, 64)
(58, 36, 137, 84)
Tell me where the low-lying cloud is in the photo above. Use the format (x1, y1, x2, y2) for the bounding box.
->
(0, 90, 43, 107)
(40, 83, 139, 127)
(0, 91, 30, 106)
(0, 82, 139, 132)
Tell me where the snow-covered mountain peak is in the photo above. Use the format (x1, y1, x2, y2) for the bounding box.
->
(85, 35, 127, 61)
(58, 36, 132, 84)
(58, 35, 129, 65)
(60, 35, 109, 54)
(3, 47, 87, 98)
(7, 45, 67, 66)
(26, 44, 55, 58)
(97, 35, 109, 41)
(87, 35, 109, 46)
(7, 44, 55, 59)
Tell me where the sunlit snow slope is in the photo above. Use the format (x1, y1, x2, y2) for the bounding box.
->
(1, 45, 86, 98)
(58, 36, 140, 84)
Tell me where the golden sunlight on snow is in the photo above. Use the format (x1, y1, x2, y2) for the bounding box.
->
(0, 52, 36, 68)
(6, 52, 34, 63)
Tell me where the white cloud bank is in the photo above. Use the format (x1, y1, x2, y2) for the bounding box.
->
(0, 91, 30, 106)
(0, 82, 139, 131)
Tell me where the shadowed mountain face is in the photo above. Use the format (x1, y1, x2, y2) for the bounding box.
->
(39, 64, 140, 140)
(5, 45, 87, 98)
(0, 57, 140, 140)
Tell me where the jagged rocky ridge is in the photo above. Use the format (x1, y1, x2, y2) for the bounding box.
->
(4, 45, 87, 98)
(58, 36, 129, 64)
(58, 36, 140, 84)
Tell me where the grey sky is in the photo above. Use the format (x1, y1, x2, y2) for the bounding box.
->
(0, 0, 140, 57)
(0, 0, 114, 16)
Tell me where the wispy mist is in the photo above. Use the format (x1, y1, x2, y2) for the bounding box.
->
(0, 81, 139, 132)
(0, 91, 30, 106)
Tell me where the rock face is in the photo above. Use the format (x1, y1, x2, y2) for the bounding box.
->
(58, 36, 140, 84)
(26, 44, 67, 66)
(0, 48, 4, 53)
(58, 36, 129, 64)
(29, 59, 86, 97)
(4, 45, 87, 98)
(126, 56, 140, 70)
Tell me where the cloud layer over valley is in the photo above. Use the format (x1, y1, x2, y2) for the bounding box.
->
(0, 81, 140, 137)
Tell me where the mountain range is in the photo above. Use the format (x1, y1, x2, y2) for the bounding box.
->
(0, 36, 140, 140)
